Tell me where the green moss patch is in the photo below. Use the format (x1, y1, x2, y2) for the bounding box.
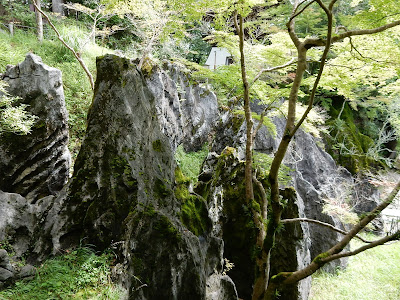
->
(175, 167, 210, 236)
(153, 214, 181, 242)
(152, 139, 164, 152)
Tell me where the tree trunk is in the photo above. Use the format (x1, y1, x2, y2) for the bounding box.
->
(235, 10, 271, 300)
(34, 0, 43, 42)
(235, 10, 254, 204)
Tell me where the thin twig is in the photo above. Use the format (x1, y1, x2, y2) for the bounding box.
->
(289, 0, 317, 24)
(253, 173, 268, 220)
(322, 230, 400, 263)
(252, 98, 279, 139)
(250, 58, 297, 87)
(32, 2, 95, 90)
(281, 218, 373, 243)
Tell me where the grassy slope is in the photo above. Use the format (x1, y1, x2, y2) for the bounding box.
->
(310, 237, 400, 300)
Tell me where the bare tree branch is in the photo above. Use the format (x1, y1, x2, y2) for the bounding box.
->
(280, 180, 400, 286)
(32, 2, 95, 90)
(322, 231, 400, 263)
(287, 1, 302, 48)
(281, 218, 373, 243)
(250, 58, 297, 87)
(253, 173, 268, 220)
(288, 0, 316, 26)
(290, 0, 334, 136)
(332, 19, 400, 42)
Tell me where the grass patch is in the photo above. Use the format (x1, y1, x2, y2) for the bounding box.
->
(0, 247, 123, 300)
(175, 144, 208, 182)
(310, 235, 400, 300)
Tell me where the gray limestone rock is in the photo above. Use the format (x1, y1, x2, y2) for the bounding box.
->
(17, 264, 36, 279)
(196, 149, 311, 300)
(0, 250, 13, 273)
(40, 55, 232, 300)
(206, 274, 238, 300)
(146, 61, 219, 152)
(0, 191, 36, 257)
(0, 267, 13, 281)
(0, 53, 70, 202)
(205, 105, 354, 298)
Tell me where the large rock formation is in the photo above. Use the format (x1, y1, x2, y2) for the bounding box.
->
(0, 53, 381, 300)
(196, 148, 311, 300)
(35, 55, 235, 299)
(0, 53, 70, 202)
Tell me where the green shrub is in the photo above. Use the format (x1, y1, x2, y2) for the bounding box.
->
(0, 82, 37, 135)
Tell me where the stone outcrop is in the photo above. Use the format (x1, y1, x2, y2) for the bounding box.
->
(0, 248, 36, 289)
(35, 55, 235, 299)
(0, 53, 384, 300)
(196, 149, 311, 300)
(202, 104, 355, 299)
(0, 191, 36, 257)
(0, 191, 37, 288)
(0, 53, 70, 202)
(146, 61, 219, 152)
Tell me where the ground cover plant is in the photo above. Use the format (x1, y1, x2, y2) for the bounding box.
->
(0, 247, 122, 300)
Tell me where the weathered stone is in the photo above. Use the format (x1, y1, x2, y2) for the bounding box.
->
(288, 124, 350, 273)
(17, 264, 36, 279)
(206, 274, 238, 300)
(0, 267, 13, 281)
(0, 191, 36, 257)
(351, 178, 383, 233)
(196, 149, 310, 300)
(0, 249, 13, 272)
(205, 104, 355, 298)
(0, 250, 8, 262)
(0, 53, 70, 202)
(146, 61, 219, 152)
(39, 55, 231, 299)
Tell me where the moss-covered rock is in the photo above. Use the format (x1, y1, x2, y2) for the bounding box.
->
(175, 167, 211, 236)
(44, 54, 233, 300)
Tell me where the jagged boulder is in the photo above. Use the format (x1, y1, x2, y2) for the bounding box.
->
(0, 247, 36, 288)
(146, 61, 219, 152)
(196, 149, 311, 300)
(38, 55, 235, 300)
(0, 191, 36, 256)
(204, 105, 354, 298)
(0, 53, 70, 202)
(290, 127, 350, 272)
(0, 191, 38, 288)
